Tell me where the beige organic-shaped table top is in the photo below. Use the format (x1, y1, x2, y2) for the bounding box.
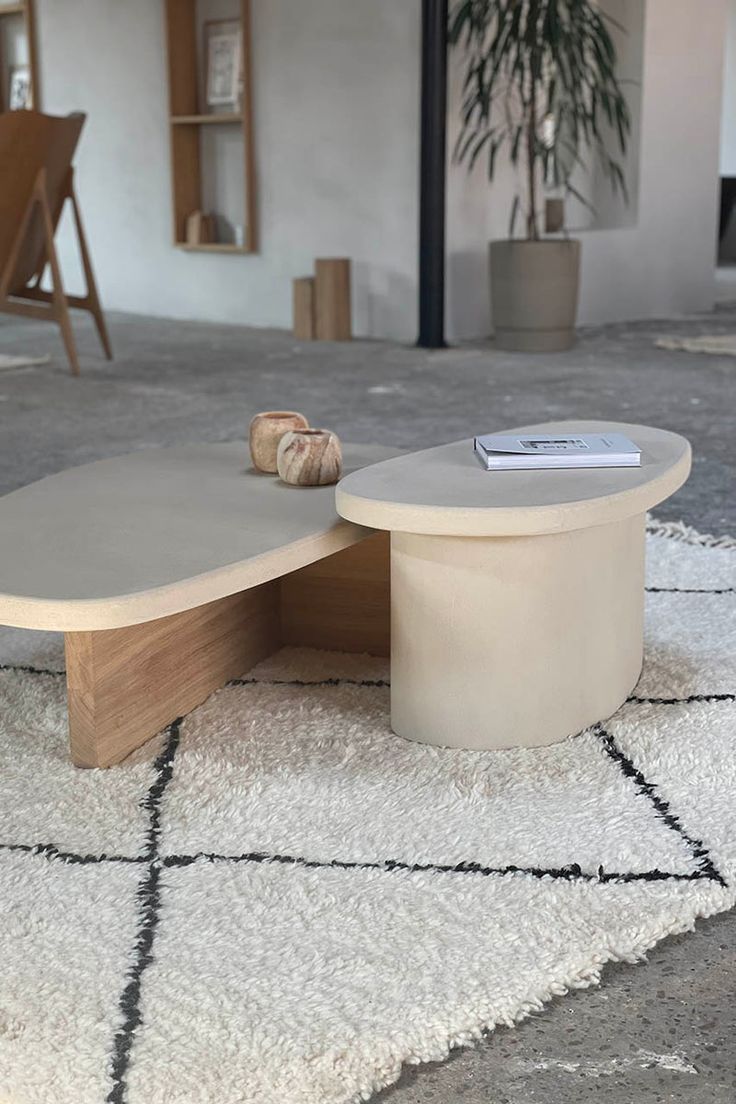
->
(336, 421, 691, 537)
(0, 442, 395, 632)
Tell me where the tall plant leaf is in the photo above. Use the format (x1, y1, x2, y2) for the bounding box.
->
(451, 0, 632, 240)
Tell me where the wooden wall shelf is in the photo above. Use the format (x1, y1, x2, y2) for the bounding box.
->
(0, 0, 39, 112)
(164, 0, 257, 253)
(171, 113, 243, 126)
(177, 243, 249, 254)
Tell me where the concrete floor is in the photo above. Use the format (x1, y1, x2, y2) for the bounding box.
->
(1, 307, 735, 1103)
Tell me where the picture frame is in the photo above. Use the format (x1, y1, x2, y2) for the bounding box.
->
(204, 19, 242, 110)
(8, 65, 32, 111)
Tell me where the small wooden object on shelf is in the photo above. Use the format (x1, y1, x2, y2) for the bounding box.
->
(163, 0, 257, 254)
(315, 258, 352, 341)
(0, 0, 39, 112)
(293, 276, 315, 340)
(249, 410, 309, 473)
(277, 429, 343, 487)
(185, 209, 216, 245)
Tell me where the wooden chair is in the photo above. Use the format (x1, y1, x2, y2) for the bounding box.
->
(0, 110, 112, 376)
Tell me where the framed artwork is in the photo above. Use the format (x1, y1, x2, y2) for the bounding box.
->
(9, 65, 32, 111)
(204, 19, 242, 110)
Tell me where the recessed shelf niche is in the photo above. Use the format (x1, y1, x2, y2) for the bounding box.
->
(0, 0, 39, 113)
(164, 0, 257, 254)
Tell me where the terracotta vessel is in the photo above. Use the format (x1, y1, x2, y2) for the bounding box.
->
(277, 429, 343, 486)
(249, 411, 309, 473)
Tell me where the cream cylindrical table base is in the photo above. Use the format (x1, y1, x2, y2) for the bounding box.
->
(390, 514, 645, 749)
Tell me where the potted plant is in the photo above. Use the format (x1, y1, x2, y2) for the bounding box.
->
(450, 0, 631, 351)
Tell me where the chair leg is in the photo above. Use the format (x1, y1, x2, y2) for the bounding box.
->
(38, 183, 80, 376)
(70, 183, 113, 361)
(91, 299, 113, 361)
(55, 293, 81, 377)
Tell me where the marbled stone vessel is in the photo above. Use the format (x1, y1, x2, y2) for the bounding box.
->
(277, 429, 343, 486)
(249, 411, 309, 473)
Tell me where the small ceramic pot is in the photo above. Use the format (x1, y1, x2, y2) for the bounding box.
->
(277, 429, 343, 486)
(249, 411, 309, 473)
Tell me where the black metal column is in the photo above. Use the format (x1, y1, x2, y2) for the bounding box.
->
(417, 0, 448, 348)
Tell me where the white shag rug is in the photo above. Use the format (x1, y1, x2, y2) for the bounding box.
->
(1, 518, 735, 1104)
(655, 333, 736, 355)
(0, 353, 50, 371)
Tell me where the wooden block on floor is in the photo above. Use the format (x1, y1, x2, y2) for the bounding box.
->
(65, 583, 280, 768)
(280, 531, 390, 656)
(293, 276, 316, 340)
(314, 257, 352, 341)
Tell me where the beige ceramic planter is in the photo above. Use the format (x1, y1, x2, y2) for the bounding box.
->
(489, 239, 581, 352)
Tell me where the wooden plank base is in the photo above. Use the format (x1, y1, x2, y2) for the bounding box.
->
(281, 531, 390, 656)
(314, 258, 352, 341)
(65, 584, 279, 768)
(64, 534, 390, 767)
(292, 276, 316, 339)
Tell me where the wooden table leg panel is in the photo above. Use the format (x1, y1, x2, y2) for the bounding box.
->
(65, 583, 280, 768)
(280, 531, 390, 656)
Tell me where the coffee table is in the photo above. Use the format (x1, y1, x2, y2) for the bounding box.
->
(0, 443, 394, 767)
(336, 421, 691, 750)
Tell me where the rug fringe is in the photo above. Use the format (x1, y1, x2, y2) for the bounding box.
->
(646, 515, 736, 550)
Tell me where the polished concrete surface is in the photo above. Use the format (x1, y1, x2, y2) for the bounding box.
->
(1, 307, 735, 1102)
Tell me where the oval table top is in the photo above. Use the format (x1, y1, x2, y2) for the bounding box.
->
(336, 422, 691, 538)
(0, 442, 395, 632)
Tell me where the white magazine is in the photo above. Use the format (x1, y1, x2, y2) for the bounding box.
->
(473, 432, 641, 471)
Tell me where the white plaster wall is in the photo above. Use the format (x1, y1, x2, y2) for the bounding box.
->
(37, 0, 421, 340)
(446, 0, 726, 337)
(36, 0, 724, 341)
(720, 0, 736, 175)
(570, 0, 645, 233)
(581, 0, 724, 324)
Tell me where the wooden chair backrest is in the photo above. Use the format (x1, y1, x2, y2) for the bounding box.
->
(0, 110, 85, 293)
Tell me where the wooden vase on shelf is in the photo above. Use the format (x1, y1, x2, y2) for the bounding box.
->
(249, 411, 309, 473)
(185, 210, 216, 245)
(277, 429, 343, 487)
